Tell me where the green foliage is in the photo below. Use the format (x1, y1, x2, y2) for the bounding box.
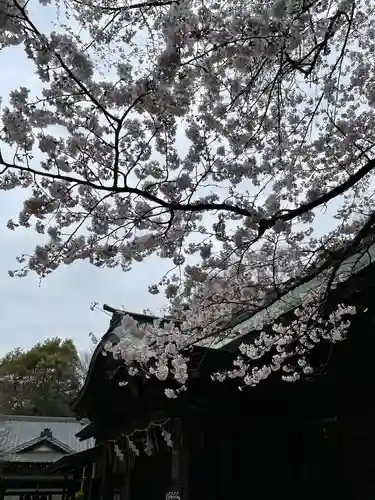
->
(0, 338, 81, 416)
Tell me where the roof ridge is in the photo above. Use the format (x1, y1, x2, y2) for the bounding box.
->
(7, 434, 74, 455)
(0, 414, 88, 424)
(102, 304, 177, 327)
(103, 303, 165, 321)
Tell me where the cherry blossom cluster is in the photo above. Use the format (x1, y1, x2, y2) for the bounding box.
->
(1, 0, 374, 379)
(211, 299, 357, 388)
(102, 272, 359, 397)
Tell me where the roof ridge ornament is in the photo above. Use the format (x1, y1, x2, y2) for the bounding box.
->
(40, 428, 53, 438)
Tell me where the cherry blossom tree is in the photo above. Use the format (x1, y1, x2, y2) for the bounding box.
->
(0, 0, 373, 392)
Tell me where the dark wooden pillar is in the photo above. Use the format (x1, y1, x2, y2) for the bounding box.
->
(98, 444, 113, 500)
(217, 432, 232, 500)
(87, 463, 96, 500)
(61, 473, 67, 500)
(167, 419, 189, 500)
(335, 323, 375, 500)
(131, 444, 170, 500)
(116, 448, 130, 500)
(179, 427, 189, 500)
(186, 418, 218, 500)
(338, 415, 375, 500)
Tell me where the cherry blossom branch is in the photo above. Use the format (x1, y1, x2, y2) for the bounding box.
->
(71, 0, 177, 12)
(12, 0, 120, 126)
(1, 152, 375, 239)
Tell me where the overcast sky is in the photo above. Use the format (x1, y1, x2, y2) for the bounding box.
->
(0, 187, 168, 357)
(0, 2, 170, 357)
(0, 192, 168, 358)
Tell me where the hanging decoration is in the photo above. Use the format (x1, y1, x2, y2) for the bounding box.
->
(111, 418, 173, 460)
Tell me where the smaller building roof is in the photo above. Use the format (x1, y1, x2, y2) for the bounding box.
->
(0, 414, 95, 464)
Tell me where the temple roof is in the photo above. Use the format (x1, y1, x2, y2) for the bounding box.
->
(0, 414, 95, 463)
(70, 233, 375, 434)
(213, 237, 375, 349)
(101, 235, 375, 352)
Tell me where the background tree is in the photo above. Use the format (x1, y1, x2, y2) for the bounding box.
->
(0, 338, 81, 416)
(0, 0, 374, 388)
(77, 346, 96, 387)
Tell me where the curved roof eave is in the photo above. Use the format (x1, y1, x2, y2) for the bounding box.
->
(70, 309, 122, 416)
(70, 304, 171, 417)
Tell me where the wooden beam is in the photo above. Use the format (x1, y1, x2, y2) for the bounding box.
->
(87, 462, 95, 500)
(98, 445, 113, 500)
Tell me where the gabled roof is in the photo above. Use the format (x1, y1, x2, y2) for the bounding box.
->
(9, 432, 74, 455)
(0, 414, 95, 463)
(1, 437, 72, 464)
